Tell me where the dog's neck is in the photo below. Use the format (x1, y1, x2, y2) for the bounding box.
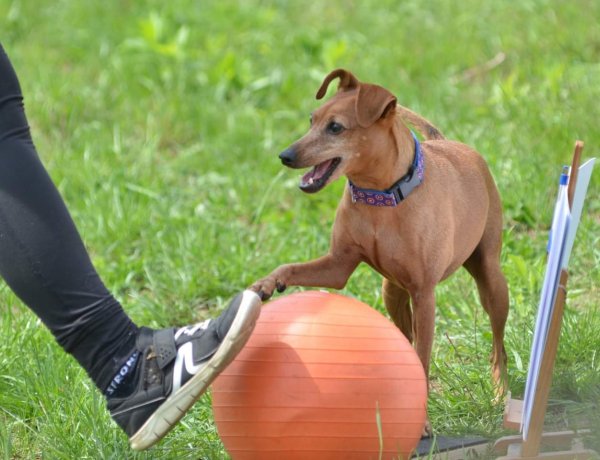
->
(347, 125, 424, 207)
(347, 121, 416, 188)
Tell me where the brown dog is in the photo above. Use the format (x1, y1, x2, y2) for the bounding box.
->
(251, 69, 509, 433)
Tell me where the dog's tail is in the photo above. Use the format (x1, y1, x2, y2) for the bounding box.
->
(396, 105, 445, 141)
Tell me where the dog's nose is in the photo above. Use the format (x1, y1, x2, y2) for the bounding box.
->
(279, 147, 297, 167)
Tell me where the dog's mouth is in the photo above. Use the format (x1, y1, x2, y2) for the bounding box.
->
(299, 157, 342, 193)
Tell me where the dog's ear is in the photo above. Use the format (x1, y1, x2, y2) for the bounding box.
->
(355, 83, 397, 128)
(316, 69, 360, 100)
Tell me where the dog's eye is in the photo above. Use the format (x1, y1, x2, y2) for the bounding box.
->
(326, 121, 345, 135)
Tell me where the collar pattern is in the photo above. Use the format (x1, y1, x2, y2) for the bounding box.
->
(348, 132, 424, 207)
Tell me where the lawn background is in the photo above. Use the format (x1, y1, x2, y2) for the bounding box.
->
(0, 0, 599, 458)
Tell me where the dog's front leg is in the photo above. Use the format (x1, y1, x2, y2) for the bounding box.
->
(250, 252, 361, 301)
(411, 286, 436, 437)
(412, 287, 436, 378)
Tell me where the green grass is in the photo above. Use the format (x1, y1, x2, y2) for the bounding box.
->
(1, 0, 599, 458)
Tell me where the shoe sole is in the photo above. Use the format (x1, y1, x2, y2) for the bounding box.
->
(129, 290, 262, 450)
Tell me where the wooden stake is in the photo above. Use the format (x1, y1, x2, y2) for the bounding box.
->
(521, 270, 568, 456)
(567, 140, 584, 208)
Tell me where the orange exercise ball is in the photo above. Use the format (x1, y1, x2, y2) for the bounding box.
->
(211, 291, 427, 460)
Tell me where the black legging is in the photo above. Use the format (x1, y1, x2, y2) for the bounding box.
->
(0, 43, 139, 393)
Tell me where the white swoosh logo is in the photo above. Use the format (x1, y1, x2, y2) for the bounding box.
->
(172, 342, 206, 393)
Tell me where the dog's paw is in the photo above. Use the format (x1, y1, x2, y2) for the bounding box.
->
(249, 283, 272, 301)
(421, 418, 433, 439)
(276, 281, 287, 293)
(250, 278, 286, 301)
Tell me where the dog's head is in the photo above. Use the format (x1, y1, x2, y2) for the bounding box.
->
(279, 69, 397, 193)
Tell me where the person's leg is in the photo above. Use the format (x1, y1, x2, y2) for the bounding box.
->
(0, 43, 139, 393)
(0, 43, 261, 450)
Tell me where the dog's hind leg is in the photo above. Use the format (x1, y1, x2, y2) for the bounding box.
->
(382, 279, 413, 343)
(463, 241, 509, 395)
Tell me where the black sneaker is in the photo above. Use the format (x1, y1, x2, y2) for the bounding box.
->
(107, 290, 261, 450)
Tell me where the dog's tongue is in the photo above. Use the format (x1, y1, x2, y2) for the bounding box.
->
(301, 159, 335, 186)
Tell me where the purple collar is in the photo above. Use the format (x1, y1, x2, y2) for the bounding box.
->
(348, 132, 424, 207)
